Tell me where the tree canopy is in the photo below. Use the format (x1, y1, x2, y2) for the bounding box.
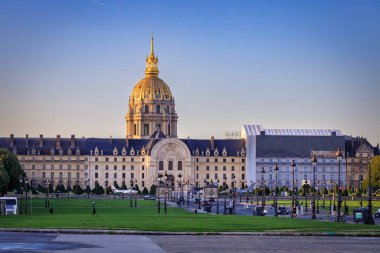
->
(0, 149, 23, 192)
(364, 155, 380, 191)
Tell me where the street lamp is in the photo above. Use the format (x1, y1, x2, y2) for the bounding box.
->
(216, 179, 220, 214)
(261, 167, 265, 215)
(366, 155, 375, 224)
(134, 179, 137, 207)
(223, 174, 227, 214)
(129, 179, 133, 208)
(311, 154, 317, 219)
(19, 173, 28, 215)
(231, 174, 236, 213)
(329, 180, 333, 215)
(290, 160, 296, 218)
(164, 172, 168, 214)
(274, 164, 279, 217)
(157, 173, 162, 214)
(316, 180, 320, 214)
(304, 179, 309, 212)
(322, 180, 326, 208)
(359, 175, 363, 207)
(336, 148, 343, 222)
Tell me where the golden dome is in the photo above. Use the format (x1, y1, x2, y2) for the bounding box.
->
(130, 35, 173, 101)
(131, 76, 173, 101)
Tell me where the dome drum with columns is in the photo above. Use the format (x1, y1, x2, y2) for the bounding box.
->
(126, 36, 178, 139)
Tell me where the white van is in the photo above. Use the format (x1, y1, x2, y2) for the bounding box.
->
(0, 197, 18, 215)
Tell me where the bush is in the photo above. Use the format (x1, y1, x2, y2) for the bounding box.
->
(73, 185, 83, 195)
(142, 187, 149, 195)
(92, 181, 104, 195)
(149, 184, 156, 195)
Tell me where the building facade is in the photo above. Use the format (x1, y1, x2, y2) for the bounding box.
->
(2, 37, 376, 193)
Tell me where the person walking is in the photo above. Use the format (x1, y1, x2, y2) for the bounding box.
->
(92, 201, 96, 215)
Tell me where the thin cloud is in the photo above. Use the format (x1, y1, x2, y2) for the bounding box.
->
(90, 0, 106, 7)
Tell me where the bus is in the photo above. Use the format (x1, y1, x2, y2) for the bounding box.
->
(0, 197, 18, 215)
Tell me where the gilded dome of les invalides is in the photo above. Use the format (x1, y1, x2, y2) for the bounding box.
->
(130, 36, 173, 101)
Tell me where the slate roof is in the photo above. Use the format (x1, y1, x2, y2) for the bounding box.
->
(0, 136, 246, 157)
(345, 136, 379, 157)
(255, 135, 346, 157)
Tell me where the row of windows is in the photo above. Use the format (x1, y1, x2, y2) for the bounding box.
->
(158, 161, 182, 170)
(31, 164, 83, 170)
(95, 172, 142, 179)
(195, 158, 245, 163)
(22, 156, 86, 161)
(42, 172, 80, 179)
(196, 166, 245, 171)
(94, 165, 144, 171)
(256, 173, 340, 182)
(94, 157, 143, 162)
(258, 158, 345, 164)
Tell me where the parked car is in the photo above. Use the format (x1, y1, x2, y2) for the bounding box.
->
(375, 208, 380, 218)
(277, 206, 289, 215)
(144, 195, 156, 200)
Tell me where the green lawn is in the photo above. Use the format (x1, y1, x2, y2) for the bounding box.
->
(1, 198, 380, 233)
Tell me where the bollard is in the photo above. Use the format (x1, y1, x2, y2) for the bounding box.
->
(195, 209, 198, 214)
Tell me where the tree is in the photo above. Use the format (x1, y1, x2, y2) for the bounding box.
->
(142, 187, 149, 195)
(363, 155, 380, 191)
(66, 185, 72, 193)
(85, 185, 91, 197)
(72, 185, 83, 195)
(0, 162, 10, 195)
(92, 181, 104, 195)
(149, 184, 156, 195)
(0, 149, 23, 191)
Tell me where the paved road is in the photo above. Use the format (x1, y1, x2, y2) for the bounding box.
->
(1, 232, 380, 253)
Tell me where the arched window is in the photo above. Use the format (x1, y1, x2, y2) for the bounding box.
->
(145, 105, 149, 114)
(156, 105, 160, 114)
(168, 161, 173, 170)
(159, 161, 164, 170)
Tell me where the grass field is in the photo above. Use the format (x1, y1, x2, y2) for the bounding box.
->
(1, 197, 380, 232)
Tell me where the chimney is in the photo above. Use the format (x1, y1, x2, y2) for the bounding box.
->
(70, 135, 75, 149)
(9, 134, 14, 148)
(25, 134, 29, 148)
(110, 135, 112, 144)
(210, 136, 215, 150)
(126, 138, 129, 148)
(56, 135, 61, 149)
(39, 134, 44, 148)
(331, 131, 336, 136)
(260, 130, 266, 136)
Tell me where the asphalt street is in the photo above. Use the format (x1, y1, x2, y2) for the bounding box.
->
(1, 232, 380, 253)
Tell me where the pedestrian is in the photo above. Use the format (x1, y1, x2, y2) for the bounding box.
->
(49, 206, 53, 215)
(92, 201, 96, 215)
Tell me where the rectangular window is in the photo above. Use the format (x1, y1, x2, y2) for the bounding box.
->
(51, 172, 54, 178)
(68, 172, 71, 179)
(95, 172, 98, 179)
(242, 159, 245, 162)
(232, 158, 235, 163)
(215, 166, 218, 171)
(95, 157, 98, 162)
(242, 174, 245, 180)
(223, 158, 226, 162)
(42, 172, 46, 178)
(215, 158, 218, 162)
(142, 166, 144, 170)
(206, 173, 210, 179)
(178, 161, 182, 170)
(242, 166, 245, 171)
(214, 173, 218, 179)
(206, 166, 209, 171)
(122, 173, 126, 179)
(114, 157, 117, 162)
(122, 158, 126, 162)
(68, 165, 71, 170)
(196, 166, 199, 171)
(105, 181, 108, 187)
(76, 172, 79, 178)
(105, 165, 109, 170)
(59, 165, 63, 170)
(196, 173, 199, 179)
(32, 165, 35, 170)
(131, 165, 134, 170)
(144, 124, 149, 135)
(76, 165, 80, 170)
(42, 164, 46, 170)
(223, 166, 226, 171)
(206, 158, 209, 162)
(232, 166, 235, 171)
(131, 158, 134, 162)
(114, 173, 117, 179)
(59, 172, 63, 179)
(159, 161, 164, 170)
(196, 158, 199, 162)
(114, 165, 117, 170)
(134, 124, 137, 135)
(32, 172, 35, 178)
(105, 173, 109, 179)
(168, 161, 173, 170)
(142, 158, 145, 162)
(122, 165, 126, 170)
(105, 158, 109, 162)
(131, 173, 134, 179)
(142, 173, 144, 179)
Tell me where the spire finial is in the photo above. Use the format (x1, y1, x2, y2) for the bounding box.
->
(150, 32, 154, 57)
(145, 33, 159, 77)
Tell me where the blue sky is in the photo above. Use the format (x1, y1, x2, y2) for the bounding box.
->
(0, 0, 379, 144)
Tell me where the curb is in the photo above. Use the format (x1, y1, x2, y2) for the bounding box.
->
(1, 228, 380, 237)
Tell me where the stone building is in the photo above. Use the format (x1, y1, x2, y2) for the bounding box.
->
(1, 36, 375, 193)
